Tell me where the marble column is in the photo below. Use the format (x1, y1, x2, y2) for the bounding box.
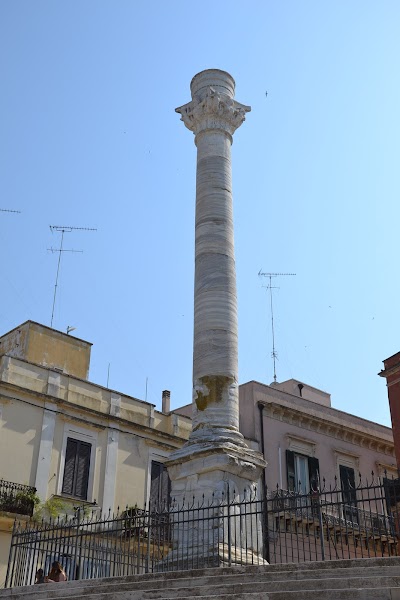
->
(180, 70, 247, 447)
(165, 70, 266, 567)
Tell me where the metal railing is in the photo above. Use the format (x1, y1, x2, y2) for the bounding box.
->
(5, 488, 265, 587)
(266, 474, 400, 564)
(5, 474, 400, 587)
(0, 480, 36, 517)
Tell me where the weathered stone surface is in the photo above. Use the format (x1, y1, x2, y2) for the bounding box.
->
(167, 69, 266, 567)
(170, 68, 266, 460)
(2, 557, 400, 599)
(175, 69, 251, 445)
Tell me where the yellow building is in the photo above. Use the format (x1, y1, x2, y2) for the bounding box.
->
(0, 321, 191, 587)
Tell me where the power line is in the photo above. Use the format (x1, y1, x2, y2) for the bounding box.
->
(49, 225, 97, 328)
(258, 270, 296, 384)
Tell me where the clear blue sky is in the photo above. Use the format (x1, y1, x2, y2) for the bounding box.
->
(1, 1, 399, 426)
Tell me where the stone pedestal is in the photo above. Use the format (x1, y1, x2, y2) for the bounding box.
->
(164, 447, 266, 568)
(165, 70, 267, 568)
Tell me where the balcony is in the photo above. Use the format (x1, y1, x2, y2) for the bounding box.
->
(0, 480, 37, 517)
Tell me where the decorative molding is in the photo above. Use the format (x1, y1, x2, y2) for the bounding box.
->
(176, 87, 250, 140)
(334, 449, 360, 471)
(334, 450, 360, 486)
(379, 363, 400, 380)
(263, 402, 394, 457)
(286, 434, 316, 457)
(386, 375, 400, 387)
(375, 461, 398, 478)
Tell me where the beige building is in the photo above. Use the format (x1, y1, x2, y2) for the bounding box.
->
(0, 320, 191, 587)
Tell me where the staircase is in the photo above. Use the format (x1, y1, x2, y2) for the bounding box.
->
(2, 557, 400, 600)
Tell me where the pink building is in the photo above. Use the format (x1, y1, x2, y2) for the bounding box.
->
(240, 378, 396, 492)
(176, 377, 395, 492)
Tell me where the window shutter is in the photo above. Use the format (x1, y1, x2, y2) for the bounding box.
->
(340, 464, 358, 522)
(308, 456, 320, 491)
(383, 477, 400, 510)
(74, 441, 91, 499)
(150, 461, 171, 508)
(62, 438, 78, 495)
(340, 465, 357, 505)
(150, 462, 162, 508)
(160, 465, 171, 508)
(61, 438, 91, 500)
(286, 450, 295, 492)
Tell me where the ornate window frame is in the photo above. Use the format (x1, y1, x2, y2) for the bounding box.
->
(286, 434, 316, 457)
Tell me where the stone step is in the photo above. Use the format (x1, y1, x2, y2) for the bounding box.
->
(24, 575, 400, 600)
(10, 589, 398, 600)
(2, 559, 400, 600)
(5, 557, 400, 592)
(5, 561, 400, 597)
(4, 572, 400, 600)
(7, 567, 400, 600)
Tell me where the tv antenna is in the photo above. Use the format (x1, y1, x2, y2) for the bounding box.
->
(0, 208, 21, 213)
(49, 225, 97, 328)
(258, 271, 296, 384)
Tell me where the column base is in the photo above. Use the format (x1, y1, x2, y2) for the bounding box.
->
(166, 439, 266, 487)
(157, 545, 268, 572)
(163, 442, 268, 569)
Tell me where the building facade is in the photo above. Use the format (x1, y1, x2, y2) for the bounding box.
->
(0, 320, 397, 585)
(239, 379, 396, 492)
(176, 379, 396, 493)
(0, 321, 191, 587)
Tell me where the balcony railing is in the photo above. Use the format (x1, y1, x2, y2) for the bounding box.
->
(266, 477, 400, 563)
(0, 480, 37, 517)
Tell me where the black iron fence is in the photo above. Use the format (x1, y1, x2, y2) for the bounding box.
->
(5, 474, 400, 588)
(5, 488, 264, 587)
(267, 474, 400, 564)
(0, 480, 36, 517)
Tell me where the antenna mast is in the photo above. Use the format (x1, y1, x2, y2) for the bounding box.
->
(258, 271, 296, 384)
(49, 225, 97, 328)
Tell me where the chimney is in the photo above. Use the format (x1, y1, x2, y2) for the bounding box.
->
(379, 351, 400, 472)
(162, 390, 171, 414)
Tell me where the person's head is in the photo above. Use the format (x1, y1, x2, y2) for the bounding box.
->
(50, 561, 63, 573)
(35, 568, 44, 583)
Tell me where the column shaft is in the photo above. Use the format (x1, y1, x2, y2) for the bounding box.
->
(192, 130, 239, 435)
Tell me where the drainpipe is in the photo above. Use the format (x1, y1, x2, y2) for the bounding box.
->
(258, 402, 270, 562)
(258, 403, 267, 492)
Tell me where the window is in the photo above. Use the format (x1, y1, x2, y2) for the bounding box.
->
(339, 464, 358, 523)
(149, 461, 170, 509)
(383, 476, 400, 508)
(286, 450, 319, 493)
(61, 438, 91, 500)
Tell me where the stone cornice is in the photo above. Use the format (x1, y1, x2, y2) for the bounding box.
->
(379, 361, 400, 380)
(0, 386, 186, 449)
(263, 401, 394, 457)
(175, 87, 250, 139)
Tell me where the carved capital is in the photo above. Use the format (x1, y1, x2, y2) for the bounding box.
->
(176, 87, 250, 139)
